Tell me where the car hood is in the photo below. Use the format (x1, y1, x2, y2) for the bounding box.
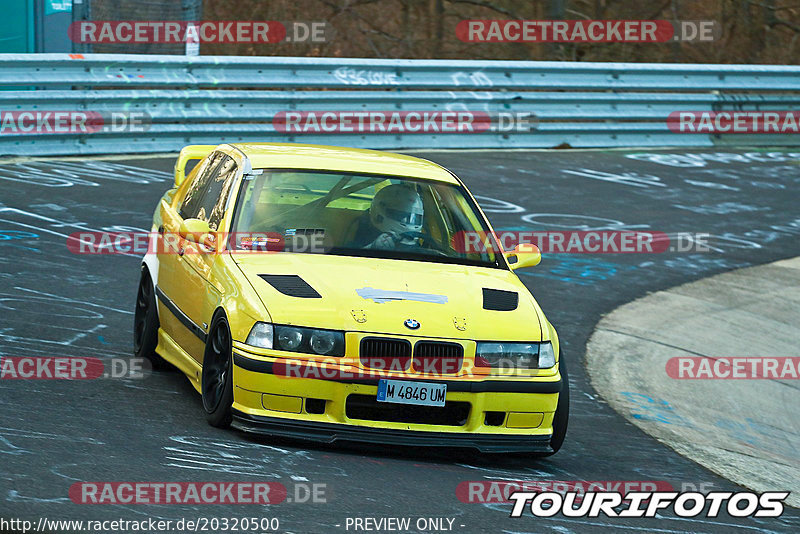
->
(232, 253, 545, 341)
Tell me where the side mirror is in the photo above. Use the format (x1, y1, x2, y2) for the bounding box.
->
(506, 243, 541, 270)
(179, 218, 213, 247)
(174, 145, 216, 187)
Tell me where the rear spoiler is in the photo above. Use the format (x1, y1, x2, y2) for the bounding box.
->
(173, 145, 217, 187)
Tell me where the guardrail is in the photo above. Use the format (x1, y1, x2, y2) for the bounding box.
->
(1, 53, 799, 155)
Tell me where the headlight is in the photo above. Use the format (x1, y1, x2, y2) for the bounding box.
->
(245, 323, 344, 356)
(277, 327, 303, 351)
(245, 322, 273, 349)
(538, 342, 556, 369)
(475, 341, 556, 369)
(310, 331, 337, 355)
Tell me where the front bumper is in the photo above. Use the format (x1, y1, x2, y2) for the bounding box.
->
(231, 409, 553, 453)
(231, 349, 562, 453)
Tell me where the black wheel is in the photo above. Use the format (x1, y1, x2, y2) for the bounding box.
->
(533, 353, 570, 457)
(202, 313, 233, 428)
(133, 266, 166, 369)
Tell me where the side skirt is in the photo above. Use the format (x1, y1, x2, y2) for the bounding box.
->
(156, 328, 202, 393)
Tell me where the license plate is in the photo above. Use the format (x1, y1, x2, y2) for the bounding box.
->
(377, 379, 446, 407)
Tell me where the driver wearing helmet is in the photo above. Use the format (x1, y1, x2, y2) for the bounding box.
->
(350, 184, 425, 250)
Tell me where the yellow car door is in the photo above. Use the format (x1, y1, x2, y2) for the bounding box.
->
(177, 153, 242, 351)
(157, 151, 227, 363)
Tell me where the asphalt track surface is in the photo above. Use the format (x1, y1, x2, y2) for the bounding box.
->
(0, 148, 799, 533)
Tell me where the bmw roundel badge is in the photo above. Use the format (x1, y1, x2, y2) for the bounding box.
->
(404, 318, 420, 330)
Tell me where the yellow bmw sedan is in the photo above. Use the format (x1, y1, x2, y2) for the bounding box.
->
(134, 143, 568, 455)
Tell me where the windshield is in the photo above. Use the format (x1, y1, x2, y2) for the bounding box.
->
(230, 170, 501, 268)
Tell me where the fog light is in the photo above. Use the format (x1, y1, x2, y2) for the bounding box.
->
(305, 398, 326, 414)
(506, 412, 544, 429)
(484, 411, 505, 426)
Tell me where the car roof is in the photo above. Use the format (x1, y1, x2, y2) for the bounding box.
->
(228, 143, 460, 185)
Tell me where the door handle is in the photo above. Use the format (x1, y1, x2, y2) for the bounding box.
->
(178, 246, 185, 256)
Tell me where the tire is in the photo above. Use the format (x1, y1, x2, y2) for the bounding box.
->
(202, 313, 233, 428)
(533, 352, 570, 457)
(133, 266, 167, 369)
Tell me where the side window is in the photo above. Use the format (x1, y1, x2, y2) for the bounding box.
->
(180, 152, 224, 220)
(204, 157, 239, 231)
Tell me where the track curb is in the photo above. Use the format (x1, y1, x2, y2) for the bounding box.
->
(586, 257, 800, 507)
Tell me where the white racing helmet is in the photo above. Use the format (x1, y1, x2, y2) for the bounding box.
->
(369, 184, 424, 238)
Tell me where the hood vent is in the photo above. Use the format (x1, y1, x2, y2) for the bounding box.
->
(259, 275, 321, 298)
(482, 288, 518, 311)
